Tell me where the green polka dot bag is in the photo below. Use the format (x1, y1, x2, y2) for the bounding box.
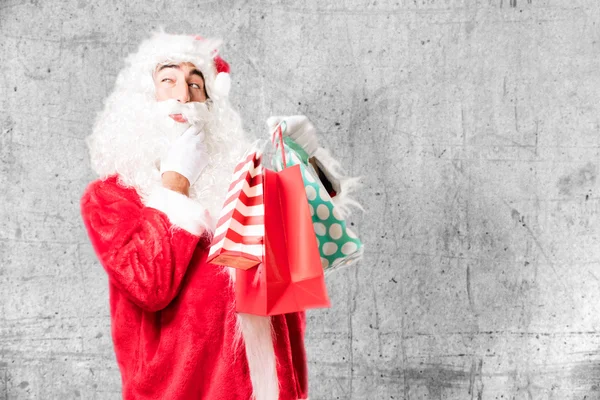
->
(272, 127, 363, 272)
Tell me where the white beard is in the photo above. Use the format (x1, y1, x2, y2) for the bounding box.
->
(88, 92, 250, 222)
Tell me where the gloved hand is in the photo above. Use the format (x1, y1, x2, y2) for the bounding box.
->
(160, 125, 209, 186)
(266, 115, 319, 156)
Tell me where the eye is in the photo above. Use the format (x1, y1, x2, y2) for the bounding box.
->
(189, 83, 202, 89)
(161, 78, 173, 83)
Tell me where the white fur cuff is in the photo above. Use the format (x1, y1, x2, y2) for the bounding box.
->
(145, 187, 210, 236)
(312, 147, 363, 219)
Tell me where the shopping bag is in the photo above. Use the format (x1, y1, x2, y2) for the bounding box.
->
(207, 151, 265, 270)
(234, 164, 330, 315)
(209, 127, 330, 316)
(271, 125, 363, 272)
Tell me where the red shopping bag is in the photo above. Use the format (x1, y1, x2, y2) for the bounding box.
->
(208, 152, 265, 270)
(234, 125, 329, 315)
(235, 165, 330, 315)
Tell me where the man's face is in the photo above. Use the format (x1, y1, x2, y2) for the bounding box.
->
(154, 62, 208, 120)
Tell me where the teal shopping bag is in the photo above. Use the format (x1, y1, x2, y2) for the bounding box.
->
(271, 124, 363, 272)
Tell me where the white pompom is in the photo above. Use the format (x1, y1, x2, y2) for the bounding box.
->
(213, 72, 231, 97)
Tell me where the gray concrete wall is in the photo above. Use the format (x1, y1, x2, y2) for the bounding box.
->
(1, 0, 599, 399)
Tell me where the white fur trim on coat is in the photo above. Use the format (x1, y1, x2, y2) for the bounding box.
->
(145, 186, 211, 236)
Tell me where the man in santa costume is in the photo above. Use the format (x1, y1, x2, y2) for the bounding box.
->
(81, 32, 357, 400)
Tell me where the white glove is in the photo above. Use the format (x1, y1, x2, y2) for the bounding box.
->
(160, 125, 209, 185)
(266, 115, 319, 156)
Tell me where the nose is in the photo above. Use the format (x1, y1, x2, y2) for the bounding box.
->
(173, 80, 190, 103)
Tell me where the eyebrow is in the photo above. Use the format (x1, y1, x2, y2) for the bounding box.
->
(157, 64, 204, 79)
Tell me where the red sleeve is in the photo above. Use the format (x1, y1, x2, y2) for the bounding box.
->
(80, 176, 209, 311)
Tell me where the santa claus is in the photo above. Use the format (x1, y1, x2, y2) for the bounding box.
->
(81, 32, 358, 400)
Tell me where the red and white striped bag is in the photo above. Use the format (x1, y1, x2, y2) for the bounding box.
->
(207, 151, 265, 270)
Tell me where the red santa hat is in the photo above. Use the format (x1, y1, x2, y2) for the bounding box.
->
(193, 35, 231, 98)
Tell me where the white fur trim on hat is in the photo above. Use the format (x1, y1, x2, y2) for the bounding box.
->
(213, 72, 231, 98)
(145, 186, 211, 236)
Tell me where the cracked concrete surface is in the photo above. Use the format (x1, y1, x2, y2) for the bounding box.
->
(1, 0, 600, 399)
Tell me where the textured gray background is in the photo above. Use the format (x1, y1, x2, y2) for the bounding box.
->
(1, 0, 600, 399)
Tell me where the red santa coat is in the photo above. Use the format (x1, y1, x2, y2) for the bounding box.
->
(80, 175, 309, 400)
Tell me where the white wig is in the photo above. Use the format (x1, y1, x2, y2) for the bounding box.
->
(87, 31, 248, 220)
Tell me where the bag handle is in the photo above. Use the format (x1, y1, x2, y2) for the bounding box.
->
(270, 121, 288, 169)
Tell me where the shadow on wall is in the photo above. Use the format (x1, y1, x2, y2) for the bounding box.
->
(405, 360, 484, 399)
(557, 162, 596, 197)
(570, 360, 600, 396)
